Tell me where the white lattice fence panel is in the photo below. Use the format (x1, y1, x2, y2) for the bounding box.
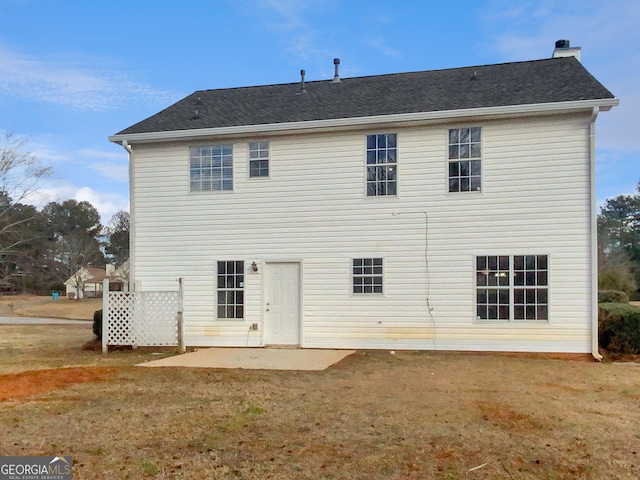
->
(132, 292, 180, 346)
(106, 291, 179, 347)
(106, 292, 134, 345)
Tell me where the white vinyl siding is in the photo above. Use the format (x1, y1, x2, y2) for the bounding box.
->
(130, 112, 594, 353)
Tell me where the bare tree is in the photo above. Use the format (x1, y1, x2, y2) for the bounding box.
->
(0, 132, 52, 204)
(0, 132, 52, 288)
(54, 232, 104, 299)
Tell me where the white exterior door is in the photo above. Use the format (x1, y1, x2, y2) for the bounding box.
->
(264, 262, 300, 346)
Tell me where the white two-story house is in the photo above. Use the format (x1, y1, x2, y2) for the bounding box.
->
(109, 41, 617, 357)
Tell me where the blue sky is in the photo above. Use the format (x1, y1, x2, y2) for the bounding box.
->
(0, 0, 637, 223)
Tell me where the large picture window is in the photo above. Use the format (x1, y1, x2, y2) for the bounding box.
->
(190, 145, 233, 191)
(476, 255, 548, 321)
(366, 134, 397, 196)
(217, 261, 244, 319)
(449, 127, 481, 192)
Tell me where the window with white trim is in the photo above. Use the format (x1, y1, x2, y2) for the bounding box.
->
(190, 145, 233, 191)
(217, 261, 244, 319)
(448, 127, 481, 192)
(476, 255, 548, 321)
(366, 134, 397, 196)
(249, 141, 269, 177)
(353, 258, 383, 294)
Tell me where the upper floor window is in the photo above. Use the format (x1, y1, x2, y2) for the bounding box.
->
(448, 127, 481, 192)
(249, 141, 269, 178)
(190, 145, 233, 191)
(366, 134, 397, 196)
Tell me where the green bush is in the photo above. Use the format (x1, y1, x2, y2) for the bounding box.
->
(598, 290, 629, 304)
(93, 309, 103, 340)
(599, 303, 640, 354)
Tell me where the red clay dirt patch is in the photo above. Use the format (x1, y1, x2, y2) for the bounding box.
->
(0, 366, 121, 402)
(476, 401, 548, 434)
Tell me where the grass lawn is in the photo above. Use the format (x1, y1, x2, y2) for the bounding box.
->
(0, 294, 102, 320)
(0, 324, 639, 479)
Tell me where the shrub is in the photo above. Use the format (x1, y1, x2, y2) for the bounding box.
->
(93, 309, 103, 340)
(599, 303, 640, 354)
(598, 290, 629, 304)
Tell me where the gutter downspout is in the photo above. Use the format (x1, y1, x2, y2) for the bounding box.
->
(589, 108, 603, 362)
(121, 140, 133, 155)
(119, 141, 135, 291)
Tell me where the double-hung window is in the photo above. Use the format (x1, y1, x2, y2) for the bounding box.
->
(190, 145, 233, 191)
(476, 255, 548, 321)
(217, 261, 244, 319)
(366, 134, 397, 196)
(448, 127, 481, 192)
(249, 141, 269, 178)
(353, 258, 383, 294)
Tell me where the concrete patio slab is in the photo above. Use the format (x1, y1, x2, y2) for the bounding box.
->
(136, 348, 355, 371)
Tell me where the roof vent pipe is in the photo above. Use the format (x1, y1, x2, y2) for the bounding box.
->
(332, 58, 341, 83)
(300, 69, 307, 93)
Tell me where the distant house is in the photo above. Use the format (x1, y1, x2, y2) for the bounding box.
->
(110, 259, 130, 292)
(65, 261, 130, 299)
(109, 40, 617, 357)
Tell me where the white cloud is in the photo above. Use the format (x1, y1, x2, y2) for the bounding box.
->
(24, 184, 128, 224)
(89, 161, 128, 183)
(238, 0, 341, 70)
(0, 132, 71, 164)
(480, 1, 640, 63)
(252, 0, 331, 30)
(242, 0, 401, 77)
(31, 144, 72, 163)
(284, 32, 334, 63)
(75, 148, 129, 182)
(0, 44, 181, 112)
(77, 148, 126, 160)
(73, 186, 128, 222)
(23, 184, 76, 208)
(362, 35, 401, 58)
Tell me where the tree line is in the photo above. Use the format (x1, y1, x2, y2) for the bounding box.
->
(0, 132, 129, 294)
(598, 181, 640, 299)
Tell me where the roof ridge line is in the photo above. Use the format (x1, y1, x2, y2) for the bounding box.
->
(192, 57, 563, 94)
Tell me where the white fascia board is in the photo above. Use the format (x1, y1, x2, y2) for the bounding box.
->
(109, 98, 619, 144)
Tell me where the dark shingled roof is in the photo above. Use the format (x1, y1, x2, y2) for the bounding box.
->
(115, 57, 614, 136)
